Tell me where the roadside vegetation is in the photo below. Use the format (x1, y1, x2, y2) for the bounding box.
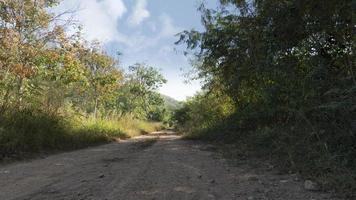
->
(0, 1, 166, 160)
(174, 0, 355, 198)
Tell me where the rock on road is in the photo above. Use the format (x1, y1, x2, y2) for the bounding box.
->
(0, 131, 340, 200)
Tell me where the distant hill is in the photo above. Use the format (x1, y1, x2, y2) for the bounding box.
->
(161, 95, 183, 111)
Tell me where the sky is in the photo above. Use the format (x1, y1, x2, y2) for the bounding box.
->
(53, 0, 219, 101)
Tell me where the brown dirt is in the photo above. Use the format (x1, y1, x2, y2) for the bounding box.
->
(0, 131, 342, 200)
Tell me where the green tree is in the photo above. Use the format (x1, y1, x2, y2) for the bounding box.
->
(0, 0, 65, 111)
(177, 0, 355, 196)
(76, 41, 123, 117)
(119, 63, 167, 120)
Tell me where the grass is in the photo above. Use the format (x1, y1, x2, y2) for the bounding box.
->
(115, 116, 163, 137)
(181, 114, 356, 198)
(0, 109, 163, 161)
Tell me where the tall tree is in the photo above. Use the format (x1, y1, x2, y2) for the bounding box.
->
(119, 63, 167, 119)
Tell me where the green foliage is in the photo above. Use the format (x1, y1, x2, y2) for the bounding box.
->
(0, 109, 162, 160)
(116, 63, 167, 120)
(0, 109, 108, 158)
(0, 1, 166, 160)
(176, 0, 355, 197)
(74, 115, 163, 139)
(174, 90, 235, 133)
(162, 94, 182, 111)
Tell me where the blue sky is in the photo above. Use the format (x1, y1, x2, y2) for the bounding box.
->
(54, 0, 219, 101)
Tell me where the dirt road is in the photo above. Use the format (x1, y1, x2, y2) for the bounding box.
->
(0, 131, 340, 200)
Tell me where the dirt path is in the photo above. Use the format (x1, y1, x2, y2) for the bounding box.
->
(0, 131, 341, 200)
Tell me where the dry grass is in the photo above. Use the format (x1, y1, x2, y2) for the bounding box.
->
(0, 110, 163, 161)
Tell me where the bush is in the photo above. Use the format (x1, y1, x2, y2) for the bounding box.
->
(180, 108, 356, 197)
(0, 109, 163, 161)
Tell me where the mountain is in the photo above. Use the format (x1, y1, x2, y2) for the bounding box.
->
(161, 94, 183, 111)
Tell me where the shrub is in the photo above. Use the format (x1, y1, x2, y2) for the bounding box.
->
(0, 109, 163, 161)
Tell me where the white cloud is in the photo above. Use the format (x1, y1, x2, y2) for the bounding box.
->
(55, 0, 127, 42)
(147, 21, 157, 32)
(53, 1, 199, 101)
(102, 0, 127, 19)
(54, 1, 179, 50)
(159, 14, 180, 37)
(120, 15, 181, 54)
(127, 0, 150, 26)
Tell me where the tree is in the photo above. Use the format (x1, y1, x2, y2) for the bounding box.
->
(177, 0, 354, 128)
(176, 0, 355, 195)
(0, 0, 64, 110)
(75, 41, 123, 117)
(119, 63, 167, 120)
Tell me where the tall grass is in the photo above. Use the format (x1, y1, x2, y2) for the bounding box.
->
(181, 112, 356, 198)
(76, 115, 163, 138)
(116, 116, 163, 136)
(0, 109, 163, 161)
